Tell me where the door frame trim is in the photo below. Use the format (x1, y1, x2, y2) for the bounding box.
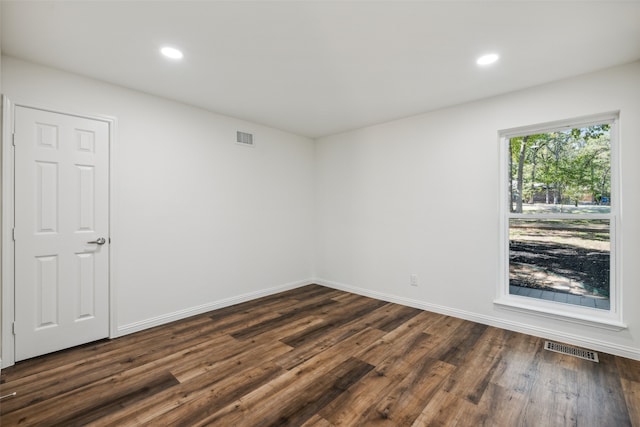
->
(1, 97, 117, 368)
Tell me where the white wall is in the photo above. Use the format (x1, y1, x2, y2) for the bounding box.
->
(0, 3, 4, 364)
(315, 61, 640, 359)
(1, 56, 315, 337)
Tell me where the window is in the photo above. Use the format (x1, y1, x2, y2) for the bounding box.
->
(496, 113, 624, 329)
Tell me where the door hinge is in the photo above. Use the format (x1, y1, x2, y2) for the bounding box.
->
(12, 132, 16, 146)
(12, 228, 16, 241)
(12, 322, 17, 335)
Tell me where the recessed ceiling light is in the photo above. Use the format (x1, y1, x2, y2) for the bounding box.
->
(476, 53, 499, 66)
(160, 46, 183, 60)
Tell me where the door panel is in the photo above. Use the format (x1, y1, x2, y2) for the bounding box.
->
(15, 106, 110, 361)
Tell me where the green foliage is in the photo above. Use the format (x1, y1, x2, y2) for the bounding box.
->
(509, 124, 611, 208)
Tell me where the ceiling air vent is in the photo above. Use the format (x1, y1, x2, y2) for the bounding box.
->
(236, 131, 254, 147)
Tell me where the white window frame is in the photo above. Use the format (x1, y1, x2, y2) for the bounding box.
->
(494, 112, 626, 331)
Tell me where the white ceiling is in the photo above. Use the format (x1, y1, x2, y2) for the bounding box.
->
(2, 1, 640, 138)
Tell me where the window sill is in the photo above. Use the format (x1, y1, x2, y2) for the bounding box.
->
(494, 295, 627, 331)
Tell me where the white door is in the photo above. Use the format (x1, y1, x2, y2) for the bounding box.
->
(14, 106, 110, 361)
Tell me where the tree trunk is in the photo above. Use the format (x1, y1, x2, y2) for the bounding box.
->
(601, 166, 610, 204)
(516, 136, 528, 213)
(530, 148, 537, 203)
(509, 141, 514, 213)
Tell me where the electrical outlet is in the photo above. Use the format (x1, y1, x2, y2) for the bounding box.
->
(410, 274, 418, 286)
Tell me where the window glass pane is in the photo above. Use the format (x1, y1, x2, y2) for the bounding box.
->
(508, 125, 611, 214)
(509, 218, 610, 310)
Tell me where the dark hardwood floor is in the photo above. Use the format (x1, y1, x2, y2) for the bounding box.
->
(1, 284, 639, 426)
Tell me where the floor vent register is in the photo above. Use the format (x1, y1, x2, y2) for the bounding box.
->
(544, 340, 599, 362)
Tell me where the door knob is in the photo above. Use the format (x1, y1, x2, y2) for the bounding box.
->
(87, 237, 106, 245)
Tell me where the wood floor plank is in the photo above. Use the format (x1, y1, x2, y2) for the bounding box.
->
(410, 388, 478, 427)
(274, 302, 399, 370)
(210, 287, 343, 337)
(0, 329, 238, 414)
(317, 366, 401, 425)
(2, 367, 180, 426)
(617, 355, 640, 383)
(518, 358, 580, 426)
(3, 325, 229, 414)
(441, 326, 505, 404)
(230, 298, 339, 341)
(360, 302, 420, 331)
(301, 414, 335, 426)
(207, 306, 288, 335)
(474, 382, 528, 426)
(356, 311, 436, 366)
(318, 331, 447, 425)
(576, 352, 632, 427)
(1, 311, 223, 383)
(367, 357, 454, 425)
(269, 357, 373, 427)
(2, 284, 639, 426)
(135, 363, 288, 427)
(358, 304, 422, 333)
(58, 372, 180, 427)
(1, 312, 226, 390)
(432, 321, 488, 366)
(248, 357, 374, 427)
(279, 297, 388, 348)
(171, 333, 293, 383)
(187, 328, 385, 427)
(620, 378, 640, 425)
(489, 330, 544, 395)
(422, 314, 466, 336)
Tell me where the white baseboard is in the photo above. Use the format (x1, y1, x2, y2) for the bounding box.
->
(116, 279, 313, 337)
(313, 278, 640, 361)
